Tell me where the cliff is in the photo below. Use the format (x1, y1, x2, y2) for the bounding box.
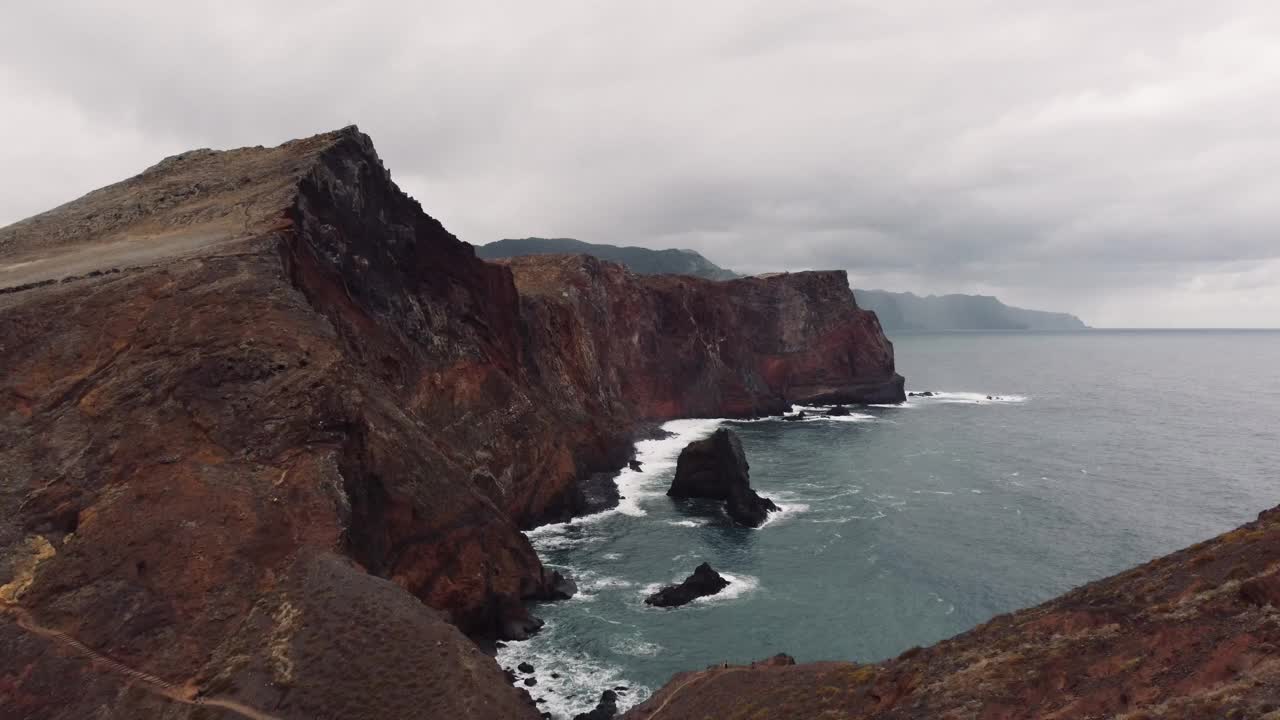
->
(0, 127, 902, 719)
(626, 504, 1280, 719)
(478, 237, 739, 280)
(477, 241, 1091, 334)
(854, 289, 1089, 332)
(502, 255, 903, 420)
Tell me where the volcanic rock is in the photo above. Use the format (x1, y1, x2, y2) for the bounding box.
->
(534, 570, 577, 601)
(668, 429, 779, 527)
(645, 563, 731, 608)
(0, 127, 902, 719)
(827, 405, 851, 416)
(628, 459, 643, 472)
(572, 689, 619, 720)
(503, 614, 546, 641)
(518, 662, 535, 674)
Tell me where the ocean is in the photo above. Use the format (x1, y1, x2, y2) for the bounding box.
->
(496, 330, 1280, 719)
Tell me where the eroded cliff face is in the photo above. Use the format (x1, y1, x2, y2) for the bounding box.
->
(626, 505, 1280, 720)
(504, 255, 903, 422)
(0, 127, 901, 719)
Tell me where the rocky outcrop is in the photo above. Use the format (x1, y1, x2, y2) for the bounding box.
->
(502, 257, 905, 419)
(626, 504, 1280, 719)
(0, 127, 902, 719)
(645, 563, 731, 608)
(668, 429, 779, 527)
(572, 689, 620, 720)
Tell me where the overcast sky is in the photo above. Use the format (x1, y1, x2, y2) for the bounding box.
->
(2, 2, 1278, 326)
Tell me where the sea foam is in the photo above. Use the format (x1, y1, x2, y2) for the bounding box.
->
(496, 621, 649, 719)
(873, 390, 1029, 409)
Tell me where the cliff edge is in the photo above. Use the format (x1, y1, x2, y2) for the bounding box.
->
(0, 127, 902, 719)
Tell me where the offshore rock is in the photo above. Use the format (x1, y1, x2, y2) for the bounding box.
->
(645, 563, 731, 608)
(625, 503, 1280, 719)
(668, 429, 778, 527)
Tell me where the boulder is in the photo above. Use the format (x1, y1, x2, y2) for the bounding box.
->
(668, 429, 779, 527)
(518, 662, 535, 674)
(645, 563, 731, 608)
(727, 487, 780, 527)
(572, 690, 619, 720)
(827, 405, 851, 416)
(543, 570, 578, 601)
(502, 614, 545, 641)
(628, 459, 643, 472)
(783, 410, 806, 422)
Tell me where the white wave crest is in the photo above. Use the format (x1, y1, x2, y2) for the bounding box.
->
(757, 500, 809, 528)
(613, 418, 726, 517)
(665, 519, 706, 527)
(877, 391, 1029, 408)
(497, 625, 648, 719)
(694, 572, 760, 603)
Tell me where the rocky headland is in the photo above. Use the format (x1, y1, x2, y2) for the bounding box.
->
(0, 127, 902, 719)
(3, 125, 1274, 720)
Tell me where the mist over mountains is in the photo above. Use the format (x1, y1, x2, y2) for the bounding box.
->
(476, 238, 1089, 331)
(853, 289, 1088, 332)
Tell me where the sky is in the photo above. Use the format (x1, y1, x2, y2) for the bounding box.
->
(2, 2, 1278, 327)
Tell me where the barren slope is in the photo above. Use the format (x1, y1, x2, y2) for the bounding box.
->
(0, 127, 902, 719)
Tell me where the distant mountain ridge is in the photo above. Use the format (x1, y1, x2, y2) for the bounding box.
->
(477, 238, 1086, 330)
(477, 237, 739, 280)
(852, 289, 1088, 331)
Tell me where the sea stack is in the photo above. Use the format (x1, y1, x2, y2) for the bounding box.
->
(645, 563, 731, 608)
(667, 429, 779, 527)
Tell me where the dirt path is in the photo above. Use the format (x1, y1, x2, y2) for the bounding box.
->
(641, 666, 749, 719)
(2, 602, 281, 720)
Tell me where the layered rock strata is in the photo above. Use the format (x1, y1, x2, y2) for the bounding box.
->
(0, 127, 903, 719)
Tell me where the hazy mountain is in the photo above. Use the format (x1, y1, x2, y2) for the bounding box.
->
(476, 237, 739, 280)
(853, 289, 1088, 331)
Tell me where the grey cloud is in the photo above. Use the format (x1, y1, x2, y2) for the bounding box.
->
(2, 1, 1279, 326)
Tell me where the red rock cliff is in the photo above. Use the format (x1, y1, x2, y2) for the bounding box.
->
(0, 127, 901, 719)
(503, 255, 903, 422)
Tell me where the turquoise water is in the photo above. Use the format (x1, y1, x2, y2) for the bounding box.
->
(498, 330, 1280, 718)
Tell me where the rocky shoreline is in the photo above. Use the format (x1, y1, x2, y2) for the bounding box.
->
(0, 127, 902, 719)
(3, 125, 1274, 720)
(625, 503, 1280, 719)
